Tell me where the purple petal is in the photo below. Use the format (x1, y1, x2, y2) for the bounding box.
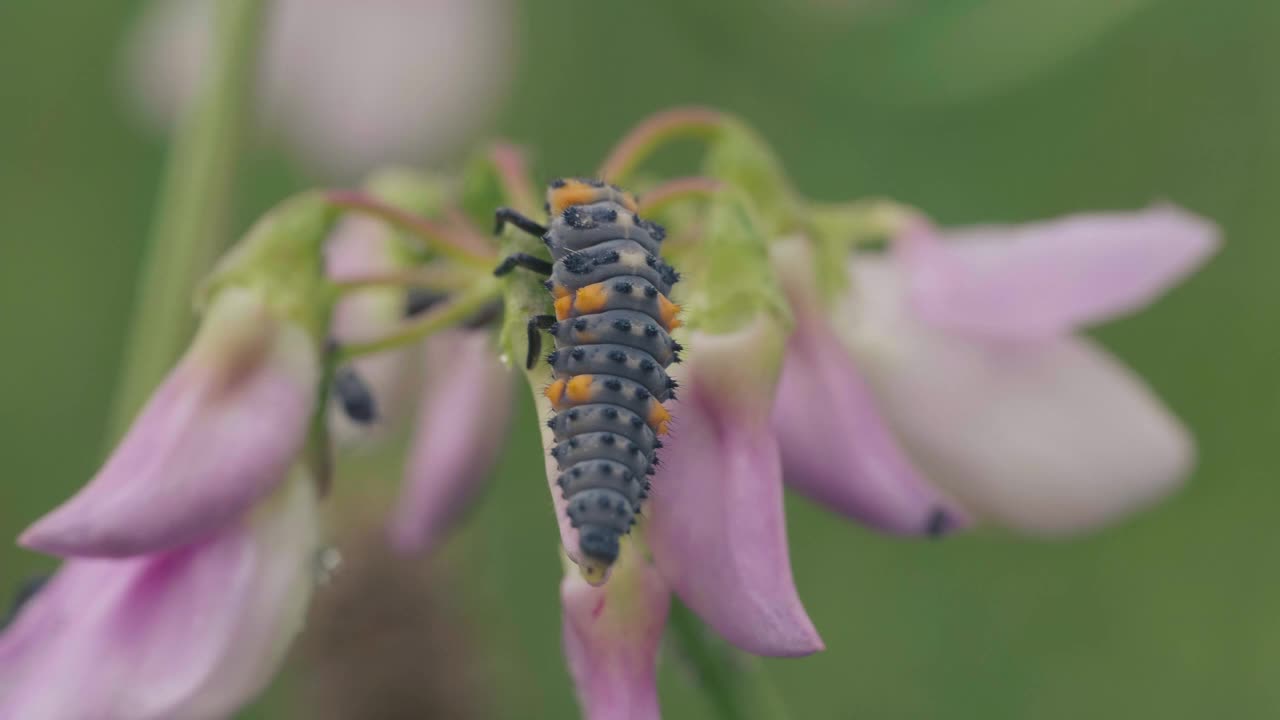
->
(389, 331, 513, 554)
(327, 216, 421, 442)
(773, 312, 969, 536)
(561, 546, 669, 720)
(897, 206, 1220, 339)
(646, 365, 823, 657)
(21, 288, 318, 557)
(0, 473, 319, 719)
(844, 259, 1193, 534)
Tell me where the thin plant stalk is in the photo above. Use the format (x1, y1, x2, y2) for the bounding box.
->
(110, 0, 269, 434)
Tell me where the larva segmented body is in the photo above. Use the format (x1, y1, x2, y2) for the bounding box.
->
(540, 179, 682, 569)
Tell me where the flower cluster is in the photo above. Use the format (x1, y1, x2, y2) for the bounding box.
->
(1, 110, 1218, 719)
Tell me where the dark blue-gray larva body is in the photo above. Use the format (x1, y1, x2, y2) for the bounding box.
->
(493, 179, 682, 574)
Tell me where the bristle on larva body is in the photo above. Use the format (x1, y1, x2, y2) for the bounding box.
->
(541, 178, 681, 571)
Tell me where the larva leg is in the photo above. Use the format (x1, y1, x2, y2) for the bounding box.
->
(494, 207, 548, 238)
(526, 314, 557, 369)
(493, 252, 553, 277)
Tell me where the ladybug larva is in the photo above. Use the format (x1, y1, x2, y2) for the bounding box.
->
(494, 178, 682, 574)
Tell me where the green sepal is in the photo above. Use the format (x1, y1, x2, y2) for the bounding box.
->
(199, 191, 340, 340)
(680, 188, 791, 336)
(458, 147, 514, 230)
(701, 119, 801, 236)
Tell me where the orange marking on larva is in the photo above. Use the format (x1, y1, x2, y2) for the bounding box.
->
(657, 294, 682, 331)
(554, 295, 573, 320)
(546, 379, 567, 409)
(551, 283, 571, 299)
(566, 375, 595, 404)
(647, 400, 671, 435)
(575, 283, 609, 314)
(549, 181, 599, 215)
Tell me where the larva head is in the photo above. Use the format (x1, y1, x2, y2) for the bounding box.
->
(547, 178, 638, 216)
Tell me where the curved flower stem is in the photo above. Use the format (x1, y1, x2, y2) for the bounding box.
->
(335, 278, 502, 362)
(110, 0, 267, 434)
(638, 177, 723, 215)
(489, 142, 539, 216)
(330, 266, 480, 294)
(598, 107, 728, 185)
(668, 601, 794, 720)
(325, 190, 497, 268)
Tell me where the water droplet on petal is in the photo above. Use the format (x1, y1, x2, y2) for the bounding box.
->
(315, 546, 343, 585)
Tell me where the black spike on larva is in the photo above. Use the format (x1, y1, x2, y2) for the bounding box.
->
(529, 179, 679, 571)
(653, 440, 664, 449)
(543, 280, 554, 291)
(666, 377, 679, 389)
(671, 341, 684, 352)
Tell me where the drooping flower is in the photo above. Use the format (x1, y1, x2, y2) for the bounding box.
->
(389, 330, 514, 554)
(827, 206, 1220, 534)
(21, 285, 320, 557)
(561, 539, 670, 720)
(645, 319, 824, 657)
(0, 469, 320, 720)
(126, 0, 514, 179)
(326, 213, 423, 443)
(770, 235, 969, 536)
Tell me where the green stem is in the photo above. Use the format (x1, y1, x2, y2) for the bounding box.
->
(324, 190, 496, 268)
(110, 0, 268, 434)
(667, 601, 794, 720)
(330, 266, 480, 294)
(335, 279, 502, 363)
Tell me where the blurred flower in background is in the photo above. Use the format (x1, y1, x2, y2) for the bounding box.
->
(837, 208, 1218, 534)
(125, 0, 515, 179)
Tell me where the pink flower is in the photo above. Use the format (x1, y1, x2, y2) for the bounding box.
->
(21, 286, 320, 557)
(0, 471, 320, 720)
(646, 320, 824, 657)
(389, 330, 514, 553)
(126, 0, 514, 179)
(326, 214, 423, 444)
(771, 237, 969, 536)
(794, 205, 1219, 534)
(561, 542, 669, 720)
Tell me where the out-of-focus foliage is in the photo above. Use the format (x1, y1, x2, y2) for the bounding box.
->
(2, 0, 1277, 717)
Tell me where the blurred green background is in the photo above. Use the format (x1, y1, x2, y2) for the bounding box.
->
(2, 0, 1277, 717)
